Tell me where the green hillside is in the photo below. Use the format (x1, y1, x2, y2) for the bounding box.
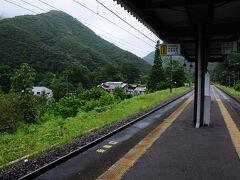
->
(0, 23, 67, 73)
(143, 51, 190, 66)
(143, 51, 155, 65)
(0, 10, 151, 82)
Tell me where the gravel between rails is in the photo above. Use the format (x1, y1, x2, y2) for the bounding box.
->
(0, 90, 191, 179)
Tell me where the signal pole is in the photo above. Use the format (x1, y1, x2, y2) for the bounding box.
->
(170, 55, 173, 93)
(66, 74, 69, 97)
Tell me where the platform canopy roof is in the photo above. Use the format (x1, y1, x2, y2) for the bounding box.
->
(113, 0, 240, 62)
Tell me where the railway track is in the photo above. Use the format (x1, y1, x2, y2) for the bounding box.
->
(216, 86, 240, 104)
(214, 85, 240, 129)
(1, 89, 193, 180)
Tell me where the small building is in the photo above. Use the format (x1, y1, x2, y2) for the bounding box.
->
(98, 82, 128, 93)
(134, 87, 147, 95)
(32, 86, 53, 100)
(127, 84, 137, 95)
(98, 82, 146, 96)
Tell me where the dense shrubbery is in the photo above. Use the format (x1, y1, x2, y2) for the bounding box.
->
(55, 97, 85, 118)
(0, 61, 132, 133)
(233, 81, 240, 91)
(156, 81, 169, 90)
(38, 87, 128, 121)
(0, 93, 23, 132)
(0, 93, 45, 133)
(79, 87, 106, 101)
(113, 86, 127, 100)
(234, 83, 240, 91)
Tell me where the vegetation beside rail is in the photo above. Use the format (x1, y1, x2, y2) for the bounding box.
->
(215, 84, 240, 98)
(0, 86, 190, 168)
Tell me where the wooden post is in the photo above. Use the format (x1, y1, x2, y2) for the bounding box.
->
(60, 125, 63, 136)
(170, 55, 173, 93)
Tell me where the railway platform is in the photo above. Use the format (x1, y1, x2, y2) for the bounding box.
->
(99, 86, 240, 180)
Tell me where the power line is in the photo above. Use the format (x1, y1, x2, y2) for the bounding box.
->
(96, 0, 156, 43)
(3, 0, 38, 14)
(73, 0, 155, 48)
(28, 0, 155, 50)
(13, 0, 155, 49)
(96, 32, 149, 54)
(97, 33, 136, 49)
(3, 0, 154, 55)
(38, 0, 61, 11)
(37, 0, 151, 51)
(20, 0, 47, 12)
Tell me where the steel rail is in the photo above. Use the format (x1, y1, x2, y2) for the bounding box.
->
(216, 86, 240, 104)
(19, 89, 193, 180)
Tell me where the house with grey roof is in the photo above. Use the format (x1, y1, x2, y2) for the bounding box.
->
(134, 87, 147, 95)
(98, 82, 128, 93)
(32, 86, 53, 100)
(98, 82, 146, 96)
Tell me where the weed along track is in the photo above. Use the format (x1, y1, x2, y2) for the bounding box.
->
(0, 89, 193, 180)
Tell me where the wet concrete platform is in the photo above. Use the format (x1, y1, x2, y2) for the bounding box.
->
(35, 91, 193, 180)
(122, 86, 240, 180)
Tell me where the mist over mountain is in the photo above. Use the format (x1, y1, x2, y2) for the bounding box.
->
(143, 51, 217, 73)
(143, 51, 190, 66)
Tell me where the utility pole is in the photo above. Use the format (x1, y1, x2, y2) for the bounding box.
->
(234, 73, 235, 85)
(66, 74, 69, 97)
(170, 55, 173, 93)
(229, 73, 230, 87)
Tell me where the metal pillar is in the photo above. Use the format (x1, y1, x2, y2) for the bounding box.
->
(194, 55, 198, 127)
(203, 72, 211, 126)
(194, 24, 206, 128)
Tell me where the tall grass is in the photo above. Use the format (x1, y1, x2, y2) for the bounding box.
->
(0, 87, 190, 168)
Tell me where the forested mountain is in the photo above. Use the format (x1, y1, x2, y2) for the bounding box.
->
(0, 11, 151, 86)
(144, 51, 219, 74)
(143, 51, 155, 65)
(143, 51, 192, 67)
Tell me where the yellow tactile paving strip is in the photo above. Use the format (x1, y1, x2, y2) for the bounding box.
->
(97, 98, 192, 180)
(213, 87, 240, 159)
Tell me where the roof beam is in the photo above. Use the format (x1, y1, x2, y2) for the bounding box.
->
(138, 0, 238, 10)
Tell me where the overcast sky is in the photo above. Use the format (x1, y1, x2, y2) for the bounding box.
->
(0, 0, 160, 58)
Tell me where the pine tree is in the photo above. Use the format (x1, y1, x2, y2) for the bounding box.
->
(10, 63, 36, 95)
(147, 40, 166, 91)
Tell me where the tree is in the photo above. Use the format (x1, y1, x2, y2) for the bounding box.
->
(147, 40, 166, 91)
(49, 76, 69, 101)
(0, 86, 4, 94)
(165, 60, 187, 87)
(66, 63, 90, 89)
(39, 72, 55, 87)
(113, 86, 126, 100)
(213, 54, 240, 86)
(10, 63, 36, 94)
(0, 64, 12, 93)
(121, 62, 140, 83)
(141, 74, 149, 84)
